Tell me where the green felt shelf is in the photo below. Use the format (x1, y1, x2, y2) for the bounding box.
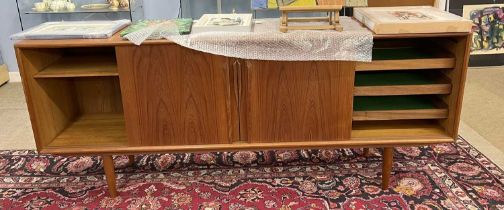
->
(355, 71, 438, 86)
(373, 48, 435, 60)
(354, 96, 438, 111)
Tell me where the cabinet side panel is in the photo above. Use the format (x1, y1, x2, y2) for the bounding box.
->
(16, 48, 78, 150)
(117, 45, 235, 146)
(242, 60, 355, 142)
(434, 35, 471, 138)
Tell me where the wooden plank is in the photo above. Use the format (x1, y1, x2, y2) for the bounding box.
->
(353, 108, 448, 121)
(354, 84, 451, 96)
(46, 113, 127, 148)
(351, 120, 449, 139)
(240, 60, 355, 143)
(356, 58, 455, 71)
(116, 45, 237, 146)
(279, 5, 342, 11)
(287, 17, 331, 22)
(34, 55, 117, 78)
(282, 25, 337, 31)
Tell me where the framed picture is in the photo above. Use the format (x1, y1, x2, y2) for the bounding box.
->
(463, 4, 504, 55)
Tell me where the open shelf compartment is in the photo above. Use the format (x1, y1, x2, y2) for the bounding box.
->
(353, 95, 448, 121)
(31, 76, 127, 152)
(33, 47, 118, 78)
(354, 71, 452, 96)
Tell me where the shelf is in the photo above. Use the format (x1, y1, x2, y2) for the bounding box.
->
(354, 71, 451, 96)
(46, 113, 127, 149)
(353, 96, 448, 121)
(26, 8, 130, 14)
(352, 120, 451, 140)
(34, 55, 118, 78)
(356, 47, 455, 71)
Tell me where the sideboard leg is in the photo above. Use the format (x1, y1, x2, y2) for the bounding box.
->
(128, 155, 135, 166)
(102, 155, 118, 198)
(381, 147, 394, 190)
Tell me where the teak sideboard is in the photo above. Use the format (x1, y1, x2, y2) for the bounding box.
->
(15, 32, 471, 197)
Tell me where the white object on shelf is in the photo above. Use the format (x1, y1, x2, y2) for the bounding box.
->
(192, 14, 253, 33)
(354, 6, 473, 34)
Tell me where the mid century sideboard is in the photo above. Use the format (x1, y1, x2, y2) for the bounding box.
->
(15, 31, 471, 197)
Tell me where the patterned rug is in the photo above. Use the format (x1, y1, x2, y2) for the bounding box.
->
(0, 137, 503, 209)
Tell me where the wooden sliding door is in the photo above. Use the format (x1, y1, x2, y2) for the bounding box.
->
(239, 60, 355, 143)
(116, 44, 238, 146)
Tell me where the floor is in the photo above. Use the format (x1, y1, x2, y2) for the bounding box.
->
(0, 67, 503, 168)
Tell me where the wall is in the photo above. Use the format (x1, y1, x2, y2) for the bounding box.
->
(0, 1, 23, 72)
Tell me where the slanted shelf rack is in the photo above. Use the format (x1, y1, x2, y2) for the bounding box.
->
(352, 35, 469, 141)
(17, 47, 127, 152)
(356, 40, 456, 71)
(354, 71, 452, 96)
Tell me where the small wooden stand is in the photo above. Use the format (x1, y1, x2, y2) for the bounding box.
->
(279, 5, 343, 33)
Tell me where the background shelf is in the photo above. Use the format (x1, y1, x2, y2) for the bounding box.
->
(25, 8, 130, 14)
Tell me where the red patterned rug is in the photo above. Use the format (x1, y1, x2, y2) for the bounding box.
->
(0, 137, 503, 209)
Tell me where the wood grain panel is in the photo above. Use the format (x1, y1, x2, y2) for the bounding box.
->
(240, 60, 355, 143)
(74, 77, 123, 114)
(116, 45, 236, 146)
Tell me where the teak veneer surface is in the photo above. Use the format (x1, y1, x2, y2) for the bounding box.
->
(116, 45, 236, 146)
(240, 60, 354, 143)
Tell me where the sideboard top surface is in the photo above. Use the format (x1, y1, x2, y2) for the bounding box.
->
(14, 30, 471, 49)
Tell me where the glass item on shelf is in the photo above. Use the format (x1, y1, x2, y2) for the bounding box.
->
(80, 3, 110, 10)
(16, 0, 144, 30)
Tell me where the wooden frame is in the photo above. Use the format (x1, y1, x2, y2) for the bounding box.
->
(14, 32, 471, 197)
(279, 5, 343, 32)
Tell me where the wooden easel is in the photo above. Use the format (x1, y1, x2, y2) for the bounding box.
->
(279, 0, 344, 32)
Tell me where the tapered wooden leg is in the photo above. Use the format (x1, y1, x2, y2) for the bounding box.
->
(382, 147, 394, 190)
(363, 148, 370, 157)
(128, 155, 135, 166)
(102, 155, 118, 198)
